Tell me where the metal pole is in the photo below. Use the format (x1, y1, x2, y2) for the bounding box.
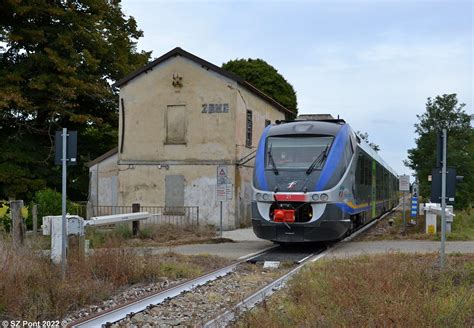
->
(440, 128, 447, 269)
(61, 127, 67, 277)
(220, 201, 223, 238)
(402, 192, 406, 231)
(196, 206, 199, 227)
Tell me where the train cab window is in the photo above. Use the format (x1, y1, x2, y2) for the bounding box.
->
(265, 136, 334, 169)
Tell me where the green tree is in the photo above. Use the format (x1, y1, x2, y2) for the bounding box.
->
(0, 0, 151, 201)
(405, 94, 472, 208)
(222, 58, 298, 117)
(356, 131, 380, 152)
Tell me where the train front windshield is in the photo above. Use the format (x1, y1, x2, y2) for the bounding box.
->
(266, 136, 334, 170)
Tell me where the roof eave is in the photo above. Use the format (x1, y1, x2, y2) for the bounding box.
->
(112, 47, 294, 117)
(86, 147, 118, 168)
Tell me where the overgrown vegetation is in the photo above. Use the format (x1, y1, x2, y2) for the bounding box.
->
(238, 253, 474, 327)
(32, 189, 76, 225)
(0, 189, 83, 231)
(0, 235, 229, 321)
(358, 207, 474, 241)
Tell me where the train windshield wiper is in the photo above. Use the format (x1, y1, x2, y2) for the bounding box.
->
(267, 145, 279, 175)
(306, 144, 329, 175)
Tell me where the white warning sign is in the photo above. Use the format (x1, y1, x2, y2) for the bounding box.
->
(399, 175, 410, 192)
(216, 185, 227, 202)
(217, 165, 228, 185)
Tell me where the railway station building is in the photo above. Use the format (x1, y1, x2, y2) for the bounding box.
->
(88, 47, 292, 229)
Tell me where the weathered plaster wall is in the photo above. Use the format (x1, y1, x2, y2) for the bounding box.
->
(233, 86, 286, 226)
(118, 164, 236, 229)
(118, 56, 237, 163)
(89, 153, 118, 207)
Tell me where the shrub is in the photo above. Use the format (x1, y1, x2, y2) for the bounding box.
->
(0, 200, 11, 232)
(0, 200, 28, 232)
(32, 189, 76, 227)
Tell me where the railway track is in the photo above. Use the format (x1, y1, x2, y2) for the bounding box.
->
(70, 209, 395, 328)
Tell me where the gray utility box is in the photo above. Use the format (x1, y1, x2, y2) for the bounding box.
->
(42, 215, 85, 236)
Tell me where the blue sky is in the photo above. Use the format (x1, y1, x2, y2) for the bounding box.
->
(121, 0, 473, 178)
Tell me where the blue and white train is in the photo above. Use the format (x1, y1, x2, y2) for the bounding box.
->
(251, 118, 399, 243)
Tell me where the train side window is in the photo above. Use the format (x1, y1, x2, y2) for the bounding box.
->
(365, 156, 371, 186)
(357, 154, 363, 185)
(377, 164, 383, 199)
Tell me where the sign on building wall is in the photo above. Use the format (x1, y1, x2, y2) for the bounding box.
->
(216, 165, 232, 201)
(226, 183, 233, 200)
(216, 185, 227, 202)
(216, 184, 233, 201)
(202, 103, 229, 114)
(217, 165, 228, 185)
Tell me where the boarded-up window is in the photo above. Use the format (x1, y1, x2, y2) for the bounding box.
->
(166, 105, 186, 143)
(246, 110, 253, 148)
(165, 175, 184, 214)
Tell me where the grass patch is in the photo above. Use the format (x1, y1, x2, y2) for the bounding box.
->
(86, 223, 217, 248)
(359, 207, 474, 241)
(238, 253, 474, 327)
(448, 210, 474, 240)
(0, 234, 229, 321)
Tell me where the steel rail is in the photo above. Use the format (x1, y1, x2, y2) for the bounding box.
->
(71, 246, 277, 328)
(203, 207, 398, 328)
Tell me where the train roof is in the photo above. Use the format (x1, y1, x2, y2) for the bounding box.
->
(268, 120, 343, 137)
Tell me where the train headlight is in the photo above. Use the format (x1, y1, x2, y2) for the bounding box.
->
(256, 193, 263, 201)
(320, 193, 329, 201)
(262, 193, 271, 201)
(312, 194, 319, 201)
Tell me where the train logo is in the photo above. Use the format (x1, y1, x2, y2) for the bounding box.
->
(287, 181, 298, 190)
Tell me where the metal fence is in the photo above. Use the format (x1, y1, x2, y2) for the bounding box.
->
(91, 205, 200, 226)
(72, 201, 89, 218)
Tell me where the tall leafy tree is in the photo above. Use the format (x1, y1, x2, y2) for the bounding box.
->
(405, 94, 472, 208)
(222, 58, 298, 117)
(0, 0, 151, 200)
